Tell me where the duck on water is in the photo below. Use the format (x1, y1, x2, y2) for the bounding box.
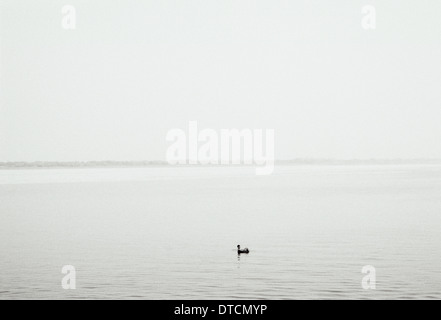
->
(237, 245, 250, 254)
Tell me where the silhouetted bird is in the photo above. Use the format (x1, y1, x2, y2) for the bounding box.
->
(237, 245, 250, 254)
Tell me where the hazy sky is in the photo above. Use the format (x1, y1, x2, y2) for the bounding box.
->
(1, 0, 441, 161)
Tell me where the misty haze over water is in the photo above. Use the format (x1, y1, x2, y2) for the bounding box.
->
(1, 165, 440, 299)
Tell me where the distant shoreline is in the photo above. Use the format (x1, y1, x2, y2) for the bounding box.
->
(0, 161, 168, 169)
(1, 159, 441, 169)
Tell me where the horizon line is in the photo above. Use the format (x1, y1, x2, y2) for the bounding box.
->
(1, 159, 441, 168)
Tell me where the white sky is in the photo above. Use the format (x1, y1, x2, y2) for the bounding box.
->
(1, 0, 441, 161)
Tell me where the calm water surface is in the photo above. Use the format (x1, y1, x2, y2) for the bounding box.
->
(0, 165, 440, 299)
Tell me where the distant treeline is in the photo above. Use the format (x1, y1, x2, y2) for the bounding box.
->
(1, 159, 441, 168)
(0, 161, 169, 168)
(277, 159, 441, 165)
